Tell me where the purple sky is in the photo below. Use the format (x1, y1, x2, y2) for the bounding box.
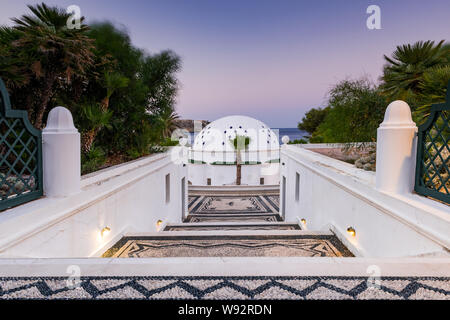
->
(1, 0, 450, 127)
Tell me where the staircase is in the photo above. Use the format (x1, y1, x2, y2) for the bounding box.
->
(103, 186, 353, 258)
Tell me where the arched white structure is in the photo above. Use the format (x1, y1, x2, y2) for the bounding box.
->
(188, 115, 280, 186)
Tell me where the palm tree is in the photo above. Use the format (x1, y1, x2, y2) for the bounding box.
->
(158, 108, 180, 139)
(230, 135, 251, 185)
(381, 40, 447, 102)
(80, 103, 113, 154)
(414, 66, 450, 123)
(79, 72, 128, 153)
(100, 72, 129, 111)
(4, 3, 95, 128)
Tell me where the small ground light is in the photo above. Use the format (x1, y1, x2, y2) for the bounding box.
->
(301, 219, 306, 225)
(347, 227, 356, 237)
(156, 220, 163, 228)
(101, 227, 110, 238)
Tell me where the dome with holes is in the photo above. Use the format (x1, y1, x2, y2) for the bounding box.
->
(192, 115, 279, 152)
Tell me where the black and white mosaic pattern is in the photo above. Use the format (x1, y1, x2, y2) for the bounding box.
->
(186, 195, 280, 222)
(189, 195, 279, 214)
(103, 235, 353, 258)
(0, 276, 448, 300)
(164, 223, 300, 231)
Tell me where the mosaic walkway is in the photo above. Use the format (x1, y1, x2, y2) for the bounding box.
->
(164, 223, 300, 231)
(102, 235, 353, 258)
(1, 276, 448, 300)
(104, 189, 352, 258)
(185, 195, 281, 222)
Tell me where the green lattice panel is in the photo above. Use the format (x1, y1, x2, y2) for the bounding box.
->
(0, 78, 43, 211)
(415, 81, 450, 204)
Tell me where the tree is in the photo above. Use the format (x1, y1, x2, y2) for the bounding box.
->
(0, 3, 95, 128)
(298, 107, 329, 135)
(230, 135, 251, 185)
(80, 72, 129, 153)
(414, 65, 450, 123)
(0, 7, 182, 174)
(315, 78, 387, 143)
(157, 108, 180, 139)
(381, 40, 447, 106)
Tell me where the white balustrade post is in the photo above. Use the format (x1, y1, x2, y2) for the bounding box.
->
(42, 106, 81, 197)
(376, 101, 417, 194)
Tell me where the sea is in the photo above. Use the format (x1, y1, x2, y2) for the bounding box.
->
(188, 128, 307, 145)
(272, 128, 308, 144)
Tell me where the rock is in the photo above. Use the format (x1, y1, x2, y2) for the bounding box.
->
(355, 159, 364, 169)
(363, 163, 375, 171)
(6, 176, 17, 184)
(14, 181, 25, 192)
(361, 156, 371, 163)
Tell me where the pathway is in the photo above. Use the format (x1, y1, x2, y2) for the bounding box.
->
(103, 186, 353, 258)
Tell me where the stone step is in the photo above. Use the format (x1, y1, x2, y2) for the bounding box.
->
(165, 221, 301, 231)
(103, 231, 353, 258)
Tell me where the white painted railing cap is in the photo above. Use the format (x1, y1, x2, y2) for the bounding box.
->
(379, 100, 416, 128)
(281, 135, 290, 144)
(43, 106, 78, 133)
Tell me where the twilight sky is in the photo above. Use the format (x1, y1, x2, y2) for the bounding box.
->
(1, 0, 450, 127)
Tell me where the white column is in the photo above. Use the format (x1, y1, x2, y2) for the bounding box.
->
(376, 100, 417, 194)
(42, 106, 81, 197)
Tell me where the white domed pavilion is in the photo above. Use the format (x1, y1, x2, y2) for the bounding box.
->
(188, 115, 280, 186)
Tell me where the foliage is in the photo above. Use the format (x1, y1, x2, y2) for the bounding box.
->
(314, 79, 387, 143)
(299, 40, 449, 144)
(288, 138, 308, 144)
(381, 40, 450, 121)
(297, 107, 329, 135)
(413, 65, 450, 124)
(230, 135, 251, 150)
(0, 4, 182, 173)
(380, 40, 447, 105)
(81, 146, 107, 175)
(0, 3, 95, 128)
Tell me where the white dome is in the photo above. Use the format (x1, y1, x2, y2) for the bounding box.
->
(192, 115, 279, 152)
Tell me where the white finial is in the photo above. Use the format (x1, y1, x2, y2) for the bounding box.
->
(379, 101, 415, 128)
(281, 135, 290, 145)
(43, 106, 78, 133)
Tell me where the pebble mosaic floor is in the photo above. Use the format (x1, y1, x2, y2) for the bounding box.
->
(0, 276, 448, 300)
(185, 195, 281, 223)
(103, 235, 353, 258)
(164, 224, 300, 231)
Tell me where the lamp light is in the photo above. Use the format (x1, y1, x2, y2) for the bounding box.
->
(347, 227, 356, 237)
(156, 220, 163, 228)
(301, 218, 306, 225)
(101, 226, 111, 238)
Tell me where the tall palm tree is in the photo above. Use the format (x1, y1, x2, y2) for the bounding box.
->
(230, 135, 251, 185)
(80, 72, 128, 153)
(100, 72, 129, 112)
(158, 108, 180, 139)
(4, 3, 95, 128)
(381, 40, 447, 101)
(80, 103, 113, 154)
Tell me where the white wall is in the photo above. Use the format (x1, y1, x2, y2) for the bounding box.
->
(280, 145, 450, 258)
(0, 150, 187, 258)
(188, 163, 280, 186)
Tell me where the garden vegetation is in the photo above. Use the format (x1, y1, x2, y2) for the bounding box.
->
(299, 40, 450, 143)
(0, 3, 181, 174)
